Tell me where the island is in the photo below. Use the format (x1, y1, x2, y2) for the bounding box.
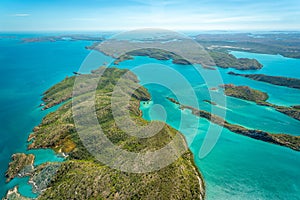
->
(88, 39, 263, 70)
(167, 97, 300, 151)
(6, 67, 205, 199)
(221, 84, 300, 121)
(228, 72, 300, 89)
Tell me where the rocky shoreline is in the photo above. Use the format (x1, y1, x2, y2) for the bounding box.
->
(5, 154, 35, 183)
(3, 186, 32, 200)
(4, 67, 205, 199)
(222, 84, 300, 121)
(228, 71, 300, 89)
(167, 97, 300, 151)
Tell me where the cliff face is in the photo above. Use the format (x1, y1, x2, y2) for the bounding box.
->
(17, 67, 205, 199)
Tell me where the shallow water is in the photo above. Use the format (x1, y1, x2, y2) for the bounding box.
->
(117, 54, 300, 200)
(1, 34, 300, 199)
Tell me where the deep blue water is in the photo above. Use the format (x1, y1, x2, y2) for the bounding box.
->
(1, 34, 300, 199)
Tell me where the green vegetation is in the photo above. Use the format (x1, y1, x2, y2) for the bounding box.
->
(5, 153, 35, 183)
(228, 72, 300, 89)
(12, 67, 204, 199)
(113, 48, 262, 70)
(167, 97, 300, 151)
(113, 49, 262, 70)
(293, 105, 300, 109)
(222, 84, 268, 102)
(89, 39, 263, 70)
(209, 51, 263, 70)
(222, 84, 300, 121)
(114, 48, 192, 65)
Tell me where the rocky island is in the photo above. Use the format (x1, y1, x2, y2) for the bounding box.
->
(6, 67, 205, 199)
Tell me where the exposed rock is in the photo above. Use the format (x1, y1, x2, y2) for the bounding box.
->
(5, 154, 35, 183)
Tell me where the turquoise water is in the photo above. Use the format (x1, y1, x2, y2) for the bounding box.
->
(230, 51, 300, 79)
(116, 54, 300, 199)
(1, 34, 300, 199)
(0, 35, 93, 198)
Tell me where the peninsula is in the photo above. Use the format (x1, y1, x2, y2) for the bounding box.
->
(228, 72, 300, 89)
(222, 84, 300, 121)
(5, 153, 35, 183)
(167, 97, 300, 152)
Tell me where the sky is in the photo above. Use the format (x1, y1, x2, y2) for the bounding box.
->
(0, 0, 300, 31)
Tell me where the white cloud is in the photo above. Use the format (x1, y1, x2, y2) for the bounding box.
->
(11, 13, 30, 17)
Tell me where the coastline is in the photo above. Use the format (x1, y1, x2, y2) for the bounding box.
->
(1, 34, 297, 198)
(167, 97, 300, 152)
(4, 67, 205, 199)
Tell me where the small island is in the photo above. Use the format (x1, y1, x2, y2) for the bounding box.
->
(221, 84, 300, 121)
(228, 71, 300, 89)
(167, 97, 300, 152)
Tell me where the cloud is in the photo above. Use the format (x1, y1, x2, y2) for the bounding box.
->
(11, 13, 31, 17)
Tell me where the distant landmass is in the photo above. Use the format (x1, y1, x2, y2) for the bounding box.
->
(195, 32, 300, 58)
(22, 35, 104, 43)
(88, 40, 263, 71)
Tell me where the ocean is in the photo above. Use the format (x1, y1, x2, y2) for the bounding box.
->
(1, 34, 300, 199)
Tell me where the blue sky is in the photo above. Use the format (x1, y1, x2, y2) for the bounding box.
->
(1, 0, 300, 31)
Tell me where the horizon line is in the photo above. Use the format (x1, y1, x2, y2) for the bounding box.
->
(1, 29, 300, 33)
